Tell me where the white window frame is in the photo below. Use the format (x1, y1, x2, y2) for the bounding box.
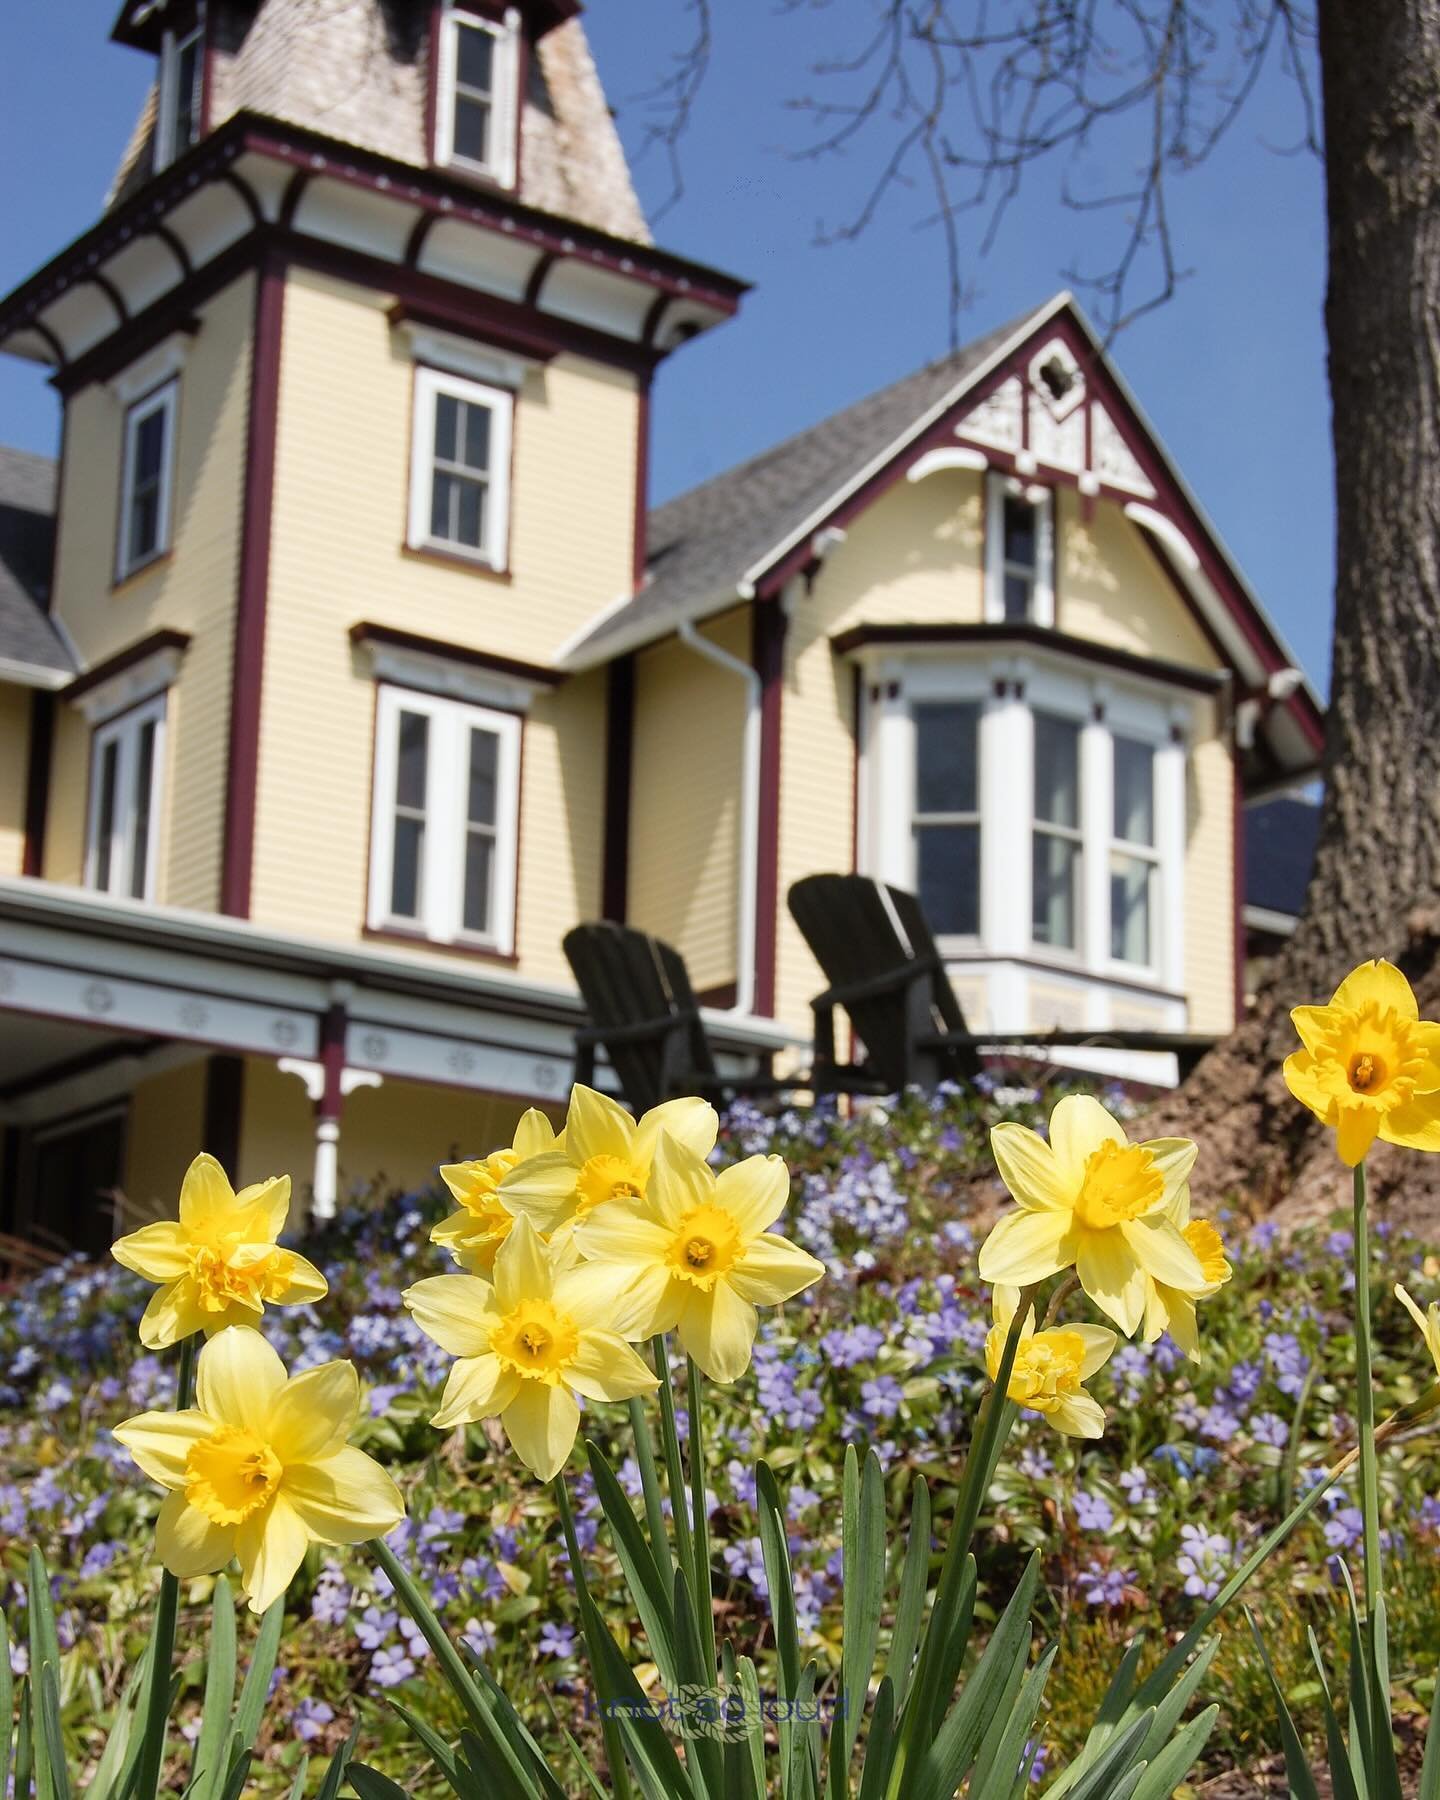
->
(1107, 730, 1163, 974)
(155, 7, 206, 171)
(985, 472, 1054, 626)
(368, 684, 522, 955)
(408, 365, 513, 571)
(85, 694, 167, 902)
(1029, 703, 1087, 961)
(117, 379, 179, 580)
(907, 693, 985, 946)
(435, 4, 521, 188)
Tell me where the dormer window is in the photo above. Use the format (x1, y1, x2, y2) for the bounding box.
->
(156, 6, 205, 171)
(985, 472, 1054, 626)
(436, 6, 520, 187)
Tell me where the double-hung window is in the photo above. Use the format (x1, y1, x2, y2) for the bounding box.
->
(1110, 735, 1159, 967)
(436, 6, 519, 186)
(370, 685, 521, 953)
(118, 381, 178, 578)
(156, 9, 204, 169)
(1031, 711, 1082, 951)
(408, 367, 513, 569)
(86, 696, 166, 901)
(985, 473, 1054, 625)
(911, 701, 981, 937)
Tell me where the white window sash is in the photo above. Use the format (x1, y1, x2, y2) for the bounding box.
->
(155, 9, 205, 171)
(435, 5, 520, 186)
(117, 380, 179, 579)
(984, 472, 1054, 626)
(85, 694, 167, 902)
(407, 365, 514, 570)
(368, 685, 521, 955)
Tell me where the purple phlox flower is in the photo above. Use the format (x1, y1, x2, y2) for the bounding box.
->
(355, 1606, 397, 1650)
(538, 1621, 578, 1660)
(1176, 1524, 1231, 1601)
(860, 1375, 905, 1422)
(462, 1617, 498, 1660)
(1072, 1491, 1115, 1535)
(1118, 1466, 1153, 1506)
(292, 1698, 335, 1742)
(369, 1645, 415, 1688)
(1324, 1507, 1364, 1551)
(1078, 1560, 1135, 1607)
(1250, 1412, 1289, 1448)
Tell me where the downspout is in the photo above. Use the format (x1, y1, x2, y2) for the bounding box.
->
(677, 616, 760, 1016)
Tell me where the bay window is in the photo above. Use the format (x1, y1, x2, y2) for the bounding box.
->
(86, 695, 166, 901)
(1031, 711, 1082, 951)
(369, 685, 520, 953)
(1110, 735, 1159, 967)
(435, 5, 520, 187)
(912, 701, 981, 937)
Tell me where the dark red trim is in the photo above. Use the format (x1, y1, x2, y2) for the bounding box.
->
(151, 223, 193, 281)
(318, 1002, 346, 1120)
(633, 373, 651, 590)
(348, 620, 563, 686)
(523, 252, 558, 310)
(21, 691, 55, 878)
(404, 212, 439, 270)
(86, 272, 129, 327)
(752, 601, 787, 1018)
(376, 277, 649, 376)
(387, 296, 560, 369)
(220, 255, 286, 918)
(849, 665, 861, 874)
(222, 169, 264, 228)
(829, 622, 1229, 696)
(277, 169, 311, 229)
(202, 1053, 245, 1171)
(602, 655, 634, 922)
(62, 628, 192, 703)
(696, 981, 738, 1010)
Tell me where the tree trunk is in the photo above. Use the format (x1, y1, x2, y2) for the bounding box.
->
(1148, 0, 1440, 1233)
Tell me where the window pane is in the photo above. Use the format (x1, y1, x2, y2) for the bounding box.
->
(462, 402, 491, 474)
(395, 711, 429, 810)
(914, 701, 978, 815)
(1033, 833, 1079, 949)
(453, 94, 492, 165)
(916, 823, 980, 937)
(463, 832, 494, 935)
(130, 720, 156, 900)
(430, 470, 455, 541)
(1033, 713, 1080, 829)
(135, 408, 166, 485)
(130, 486, 161, 564)
(95, 740, 119, 892)
(468, 729, 498, 826)
(173, 37, 200, 149)
(1113, 736, 1155, 846)
(455, 478, 486, 549)
(1111, 853, 1153, 964)
(456, 22, 495, 92)
(1003, 494, 1036, 567)
(1003, 570, 1032, 621)
(434, 393, 459, 463)
(390, 817, 424, 918)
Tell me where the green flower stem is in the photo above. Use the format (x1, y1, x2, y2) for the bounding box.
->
(555, 1476, 634, 1800)
(134, 1333, 198, 1800)
(626, 1397, 670, 1575)
(687, 1355, 718, 1679)
(1352, 1159, 1384, 1624)
(651, 1335, 695, 1586)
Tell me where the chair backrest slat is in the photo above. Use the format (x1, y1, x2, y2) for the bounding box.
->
(563, 921, 708, 1113)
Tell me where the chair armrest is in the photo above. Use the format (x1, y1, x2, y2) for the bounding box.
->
(575, 1013, 698, 1049)
(813, 955, 940, 1012)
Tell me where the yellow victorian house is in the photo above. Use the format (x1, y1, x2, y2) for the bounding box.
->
(0, 0, 1321, 1250)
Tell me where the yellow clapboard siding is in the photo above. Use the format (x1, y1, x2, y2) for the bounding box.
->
(0, 686, 31, 877)
(46, 275, 254, 908)
(1185, 702, 1236, 1034)
(251, 268, 631, 980)
(122, 1056, 208, 1223)
(628, 607, 748, 993)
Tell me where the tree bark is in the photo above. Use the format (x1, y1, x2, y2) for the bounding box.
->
(1148, 0, 1440, 1233)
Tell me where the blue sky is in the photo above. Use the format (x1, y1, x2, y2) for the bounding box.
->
(0, 2, 1333, 690)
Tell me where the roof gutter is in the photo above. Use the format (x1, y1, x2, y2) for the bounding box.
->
(0, 656, 72, 692)
(676, 619, 759, 1018)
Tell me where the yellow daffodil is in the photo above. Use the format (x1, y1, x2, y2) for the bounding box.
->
(1141, 1174, 1234, 1362)
(113, 1327, 403, 1614)
(1284, 959, 1440, 1166)
(985, 1285, 1116, 1438)
(977, 1095, 1203, 1336)
(111, 1154, 327, 1349)
(403, 1216, 657, 1481)
(433, 1109, 558, 1274)
(1395, 1283, 1440, 1379)
(499, 1083, 717, 1237)
(571, 1134, 825, 1383)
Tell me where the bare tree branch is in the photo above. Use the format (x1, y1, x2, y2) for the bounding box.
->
(620, 0, 713, 225)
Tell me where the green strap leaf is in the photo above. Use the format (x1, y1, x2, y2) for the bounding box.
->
(827, 1447, 886, 1800)
(189, 1576, 238, 1800)
(15, 1679, 33, 1800)
(971, 1642, 1057, 1800)
(856, 1678, 897, 1800)
(1247, 1610, 1320, 1800)
(1129, 1704, 1220, 1800)
(348, 1767, 411, 1800)
(672, 1565, 725, 1800)
(314, 1720, 361, 1800)
(38, 1663, 72, 1800)
(884, 1475, 931, 1715)
(1058, 1710, 1155, 1800)
(587, 1439, 682, 1694)
(384, 1697, 466, 1796)
(228, 1594, 285, 1764)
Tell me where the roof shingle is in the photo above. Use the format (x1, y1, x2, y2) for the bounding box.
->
(0, 447, 74, 679)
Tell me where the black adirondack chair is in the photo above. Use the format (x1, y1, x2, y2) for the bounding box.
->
(788, 873, 1216, 1094)
(562, 920, 841, 1116)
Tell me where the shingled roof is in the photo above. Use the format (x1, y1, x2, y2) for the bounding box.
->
(1245, 793, 1320, 920)
(558, 297, 1062, 667)
(0, 448, 73, 682)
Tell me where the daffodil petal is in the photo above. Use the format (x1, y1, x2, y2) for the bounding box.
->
(647, 1132, 713, 1228)
(195, 1326, 287, 1433)
(266, 1251, 329, 1306)
(432, 1355, 521, 1429)
(265, 1362, 359, 1465)
(977, 1208, 1075, 1285)
(1070, 1323, 1118, 1380)
(137, 1278, 212, 1350)
(1047, 1392, 1107, 1438)
(1119, 1217, 1206, 1291)
(513, 1108, 559, 1159)
(567, 1331, 659, 1403)
(551, 1257, 651, 1329)
(236, 1496, 310, 1616)
(1047, 1095, 1127, 1188)
(232, 1174, 291, 1241)
(178, 1153, 238, 1231)
(988, 1123, 1065, 1212)
(155, 1490, 235, 1578)
(1332, 958, 1417, 1021)
(1336, 1104, 1381, 1167)
(635, 1096, 719, 1168)
(113, 1408, 214, 1488)
(1282, 1048, 1330, 1120)
(570, 1209, 672, 1266)
(1143, 1139, 1198, 1213)
(1290, 1005, 1332, 1056)
(677, 1281, 758, 1384)
(282, 1447, 405, 1544)
(403, 1274, 498, 1358)
(492, 1215, 554, 1312)
(714, 1155, 791, 1238)
(727, 1233, 826, 1307)
(110, 1221, 191, 1281)
(563, 1085, 636, 1169)
(499, 1152, 581, 1230)
(1075, 1229, 1146, 1336)
(502, 1381, 580, 1482)
(1377, 1096, 1440, 1154)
